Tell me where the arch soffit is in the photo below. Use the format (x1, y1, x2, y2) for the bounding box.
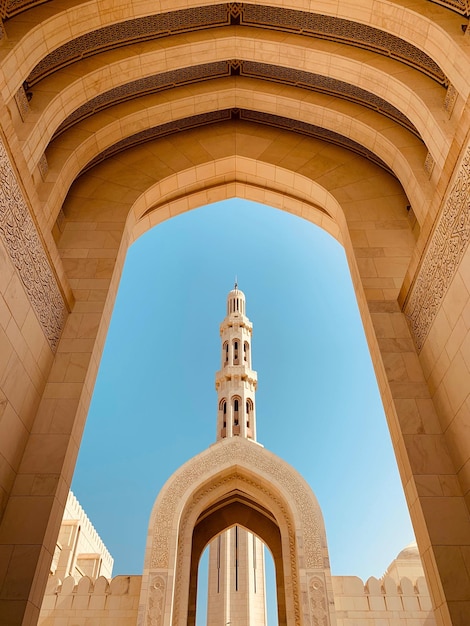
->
(128, 158, 345, 238)
(27, 35, 448, 166)
(144, 436, 327, 572)
(2, 0, 465, 98)
(44, 92, 428, 225)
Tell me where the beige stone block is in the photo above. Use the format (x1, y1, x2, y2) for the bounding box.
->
(442, 273, 469, 329)
(442, 352, 469, 415)
(4, 274, 31, 329)
(445, 401, 470, 472)
(403, 433, 455, 475)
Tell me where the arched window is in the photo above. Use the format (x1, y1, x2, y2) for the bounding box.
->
(223, 341, 228, 366)
(233, 339, 239, 365)
(244, 341, 249, 364)
(246, 399, 253, 430)
(219, 399, 227, 436)
(232, 396, 240, 430)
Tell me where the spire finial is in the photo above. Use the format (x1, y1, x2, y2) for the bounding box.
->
(234, 275, 238, 290)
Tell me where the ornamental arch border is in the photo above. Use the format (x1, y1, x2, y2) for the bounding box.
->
(138, 436, 336, 626)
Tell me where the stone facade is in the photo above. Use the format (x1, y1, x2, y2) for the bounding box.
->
(0, 1, 470, 624)
(50, 491, 113, 580)
(38, 538, 436, 626)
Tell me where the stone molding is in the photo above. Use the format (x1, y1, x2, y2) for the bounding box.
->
(25, 4, 446, 88)
(82, 108, 393, 176)
(149, 438, 323, 570)
(0, 137, 66, 350)
(52, 59, 419, 141)
(143, 437, 331, 625)
(405, 143, 470, 350)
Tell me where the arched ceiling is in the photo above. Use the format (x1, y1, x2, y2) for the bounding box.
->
(0, 0, 468, 232)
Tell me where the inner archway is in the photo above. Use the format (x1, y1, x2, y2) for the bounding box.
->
(72, 199, 413, 587)
(190, 497, 285, 626)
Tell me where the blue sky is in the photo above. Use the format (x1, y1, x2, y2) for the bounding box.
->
(72, 199, 414, 622)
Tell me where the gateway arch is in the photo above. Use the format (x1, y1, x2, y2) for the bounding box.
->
(0, 2, 469, 625)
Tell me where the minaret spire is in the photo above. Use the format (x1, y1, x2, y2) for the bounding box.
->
(207, 287, 266, 626)
(215, 285, 258, 441)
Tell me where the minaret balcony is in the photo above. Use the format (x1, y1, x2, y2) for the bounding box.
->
(215, 369, 258, 387)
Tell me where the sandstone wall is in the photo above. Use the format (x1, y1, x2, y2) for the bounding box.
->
(38, 575, 141, 626)
(332, 575, 436, 626)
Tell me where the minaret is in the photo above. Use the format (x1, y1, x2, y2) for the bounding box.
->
(206, 285, 267, 626)
(215, 283, 257, 441)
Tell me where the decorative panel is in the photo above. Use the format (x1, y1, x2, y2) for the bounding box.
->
(0, 138, 66, 351)
(241, 4, 447, 83)
(25, 4, 446, 88)
(405, 144, 470, 350)
(52, 59, 419, 141)
(79, 108, 393, 177)
(3, 0, 468, 24)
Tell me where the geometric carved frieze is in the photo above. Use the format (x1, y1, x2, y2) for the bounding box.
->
(0, 138, 67, 351)
(80, 108, 394, 177)
(241, 5, 447, 84)
(4, 0, 469, 21)
(149, 437, 323, 570)
(26, 4, 446, 88)
(53, 59, 420, 141)
(147, 575, 166, 626)
(308, 576, 331, 626)
(424, 151, 435, 178)
(14, 85, 30, 121)
(405, 143, 470, 350)
(444, 83, 458, 118)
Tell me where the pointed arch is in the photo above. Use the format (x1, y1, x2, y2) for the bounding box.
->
(139, 437, 335, 626)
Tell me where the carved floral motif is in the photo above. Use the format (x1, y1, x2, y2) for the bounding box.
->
(147, 576, 165, 626)
(405, 144, 470, 350)
(309, 576, 330, 626)
(150, 438, 322, 570)
(0, 138, 66, 351)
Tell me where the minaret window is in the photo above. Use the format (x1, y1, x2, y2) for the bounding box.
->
(219, 399, 227, 438)
(232, 397, 241, 434)
(233, 340, 239, 365)
(246, 399, 253, 433)
(244, 341, 249, 364)
(223, 342, 228, 367)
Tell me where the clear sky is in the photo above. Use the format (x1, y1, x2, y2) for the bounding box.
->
(71, 198, 415, 623)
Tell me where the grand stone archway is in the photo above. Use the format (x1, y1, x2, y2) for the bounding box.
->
(138, 436, 336, 626)
(0, 2, 469, 625)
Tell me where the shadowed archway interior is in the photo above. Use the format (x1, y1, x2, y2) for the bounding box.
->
(189, 494, 286, 626)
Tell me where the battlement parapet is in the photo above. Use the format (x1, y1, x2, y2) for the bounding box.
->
(332, 575, 436, 624)
(39, 574, 142, 625)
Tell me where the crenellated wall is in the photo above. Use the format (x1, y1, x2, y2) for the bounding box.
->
(39, 572, 436, 626)
(332, 575, 436, 626)
(38, 575, 141, 626)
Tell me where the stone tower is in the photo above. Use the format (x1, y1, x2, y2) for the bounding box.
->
(206, 285, 267, 626)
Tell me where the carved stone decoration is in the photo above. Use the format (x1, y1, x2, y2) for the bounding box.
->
(37, 154, 48, 181)
(26, 4, 446, 88)
(0, 138, 67, 351)
(309, 576, 330, 626)
(82, 108, 393, 177)
(444, 83, 458, 117)
(424, 151, 435, 178)
(149, 438, 323, 571)
(405, 144, 470, 350)
(147, 576, 165, 626)
(14, 86, 30, 121)
(54, 59, 418, 141)
(171, 471, 302, 625)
